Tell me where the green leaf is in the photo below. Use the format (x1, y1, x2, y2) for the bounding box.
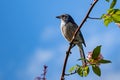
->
(112, 14, 120, 23)
(92, 65, 101, 76)
(110, 0, 117, 9)
(77, 67, 83, 77)
(92, 45, 102, 59)
(78, 58, 85, 61)
(107, 8, 115, 14)
(101, 14, 105, 18)
(84, 66, 90, 77)
(77, 66, 90, 77)
(115, 9, 120, 14)
(104, 17, 113, 26)
(112, 10, 120, 23)
(98, 59, 111, 64)
(106, 0, 110, 2)
(69, 66, 78, 73)
(102, 9, 120, 26)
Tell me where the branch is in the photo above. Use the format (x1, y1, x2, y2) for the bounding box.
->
(60, 45, 73, 80)
(60, 0, 99, 80)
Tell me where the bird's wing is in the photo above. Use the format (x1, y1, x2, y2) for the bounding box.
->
(65, 22, 86, 47)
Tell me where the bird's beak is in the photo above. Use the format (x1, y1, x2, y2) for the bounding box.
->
(56, 16, 61, 19)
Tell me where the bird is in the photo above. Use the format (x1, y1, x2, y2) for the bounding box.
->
(56, 14, 86, 66)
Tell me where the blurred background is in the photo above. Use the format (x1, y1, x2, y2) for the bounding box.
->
(0, 0, 120, 80)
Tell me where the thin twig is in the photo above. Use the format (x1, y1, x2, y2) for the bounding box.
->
(65, 71, 77, 76)
(88, 16, 102, 20)
(60, 0, 99, 80)
(35, 65, 48, 80)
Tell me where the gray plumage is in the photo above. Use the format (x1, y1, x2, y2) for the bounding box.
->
(56, 14, 86, 65)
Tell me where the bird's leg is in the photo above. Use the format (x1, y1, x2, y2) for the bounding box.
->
(69, 43, 76, 48)
(68, 43, 76, 54)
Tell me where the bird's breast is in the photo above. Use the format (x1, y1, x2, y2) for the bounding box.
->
(61, 25, 74, 42)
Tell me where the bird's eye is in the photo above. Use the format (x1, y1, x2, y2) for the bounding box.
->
(62, 15, 65, 17)
(62, 15, 67, 18)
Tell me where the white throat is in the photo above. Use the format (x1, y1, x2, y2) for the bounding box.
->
(60, 19, 67, 40)
(60, 19, 66, 27)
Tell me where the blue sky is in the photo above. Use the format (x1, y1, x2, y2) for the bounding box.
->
(0, 0, 120, 80)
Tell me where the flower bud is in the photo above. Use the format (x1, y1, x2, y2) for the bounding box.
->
(87, 52, 103, 66)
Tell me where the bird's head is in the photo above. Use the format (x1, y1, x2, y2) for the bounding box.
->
(56, 14, 75, 23)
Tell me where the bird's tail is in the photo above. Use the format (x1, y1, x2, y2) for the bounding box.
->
(77, 43, 86, 66)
